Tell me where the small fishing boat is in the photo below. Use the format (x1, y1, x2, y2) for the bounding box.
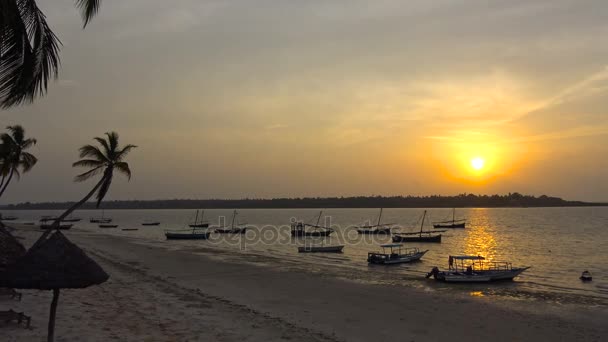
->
(141, 221, 160, 226)
(433, 208, 466, 228)
(90, 209, 112, 223)
(99, 224, 118, 228)
(40, 216, 59, 223)
(291, 211, 333, 237)
(356, 208, 393, 234)
(426, 255, 530, 282)
(188, 209, 209, 228)
(367, 244, 428, 264)
(215, 209, 248, 234)
(165, 229, 210, 240)
(0, 215, 18, 221)
(61, 214, 82, 223)
(298, 245, 344, 253)
(392, 211, 443, 243)
(40, 223, 73, 230)
(122, 228, 139, 231)
(580, 270, 592, 281)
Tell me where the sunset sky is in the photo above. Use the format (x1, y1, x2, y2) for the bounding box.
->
(1, 0, 607, 203)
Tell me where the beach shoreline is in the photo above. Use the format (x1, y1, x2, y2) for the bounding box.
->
(3, 225, 607, 341)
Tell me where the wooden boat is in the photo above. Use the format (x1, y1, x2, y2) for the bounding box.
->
(356, 208, 393, 234)
(426, 255, 530, 282)
(433, 208, 466, 228)
(367, 244, 428, 264)
(215, 209, 248, 234)
(40, 224, 72, 230)
(90, 210, 112, 223)
(0, 215, 18, 221)
(122, 228, 139, 231)
(165, 230, 210, 240)
(141, 221, 160, 226)
(189, 209, 210, 228)
(392, 211, 442, 243)
(40, 216, 59, 223)
(61, 214, 82, 223)
(99, 224, 118, 228)
(580, 270, 592, 281)
(298, 245, 344, 253)
(291, 211, 333, 237)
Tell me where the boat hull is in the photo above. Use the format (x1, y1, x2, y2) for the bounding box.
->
(189, 223, 209, 228)
(291, 230, 332, 237)
(392, 234, 442, 243)
(433, 222, 465, 229)
(90, 219, 112, 223)
(141, 222, 160, 226)
(298, 245, 344, 253)
(165, 232, 210, 240)
(433, 268, 529, 283)
(99, 225, 118, 228)
(215, 227, 247, 234)
(367, 250, 427, 264)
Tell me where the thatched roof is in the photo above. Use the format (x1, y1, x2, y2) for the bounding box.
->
(0, 224, 26, 270)
(0, 230, 109, 290)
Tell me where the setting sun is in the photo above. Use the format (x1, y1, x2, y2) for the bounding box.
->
(471, 157, 485, 170)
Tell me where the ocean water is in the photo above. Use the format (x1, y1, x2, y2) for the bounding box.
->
(4, 207, 608, 305)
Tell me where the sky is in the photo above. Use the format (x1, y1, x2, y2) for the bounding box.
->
(1, 0, 608, 203)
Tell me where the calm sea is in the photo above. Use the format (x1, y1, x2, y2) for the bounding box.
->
(4, 207, 608, 305)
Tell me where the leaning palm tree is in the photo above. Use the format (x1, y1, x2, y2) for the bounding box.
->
(52, 131, 136, 225)
(0, 125, 38, 198)
(0, 0, 103, 108)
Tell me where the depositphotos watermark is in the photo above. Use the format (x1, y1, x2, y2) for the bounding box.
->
(202, 215, 406, 250)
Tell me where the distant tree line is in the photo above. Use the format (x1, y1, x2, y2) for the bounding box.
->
(2, 193, 605, 210)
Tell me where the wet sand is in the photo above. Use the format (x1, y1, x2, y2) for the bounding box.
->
(3, 225, 607, 341)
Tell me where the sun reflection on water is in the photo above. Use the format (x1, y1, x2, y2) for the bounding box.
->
(464, 211, 498, 262)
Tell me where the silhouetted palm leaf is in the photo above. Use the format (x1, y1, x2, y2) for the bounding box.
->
(0, 0, 103, 108)
(0, 124, 37, 197)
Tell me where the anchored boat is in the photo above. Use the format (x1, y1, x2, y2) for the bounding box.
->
(356, 208, 393, 235)
(433, 208, 466, 228)
(141, 221, 160, 226)
(189, 209, 209, 228)
(426, 255, 530, 282)
(90, 209, 112, 223)
(291, 211, 333, 237)
(367, 244, 428, 264)
(165, 230, 210, 240)
(392, 210, 443, 243)
(215, 209, 248, 234)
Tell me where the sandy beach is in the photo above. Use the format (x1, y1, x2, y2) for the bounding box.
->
(2, 224, 607, 342)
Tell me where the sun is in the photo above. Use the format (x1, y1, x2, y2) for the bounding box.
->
(470, 157, 485, 170)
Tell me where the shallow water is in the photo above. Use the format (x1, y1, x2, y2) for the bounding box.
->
(4, 207, 608, 305)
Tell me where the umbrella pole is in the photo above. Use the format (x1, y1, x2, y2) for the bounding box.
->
(48, 288, 60, 342)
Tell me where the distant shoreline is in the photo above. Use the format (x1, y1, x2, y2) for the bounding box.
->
(2, 193, 607, 210)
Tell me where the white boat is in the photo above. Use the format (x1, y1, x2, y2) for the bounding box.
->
(426, 255, 530, 282)
(367, 244, 428, 264)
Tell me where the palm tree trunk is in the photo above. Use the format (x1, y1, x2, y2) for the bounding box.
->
(52, 175, 106, 228)
(0, 168, 14, 198)
(48, 288, 60, 342)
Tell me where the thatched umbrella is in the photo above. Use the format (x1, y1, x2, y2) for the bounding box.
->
(0, 230, 109, 342)
(0, 224, 26, 270)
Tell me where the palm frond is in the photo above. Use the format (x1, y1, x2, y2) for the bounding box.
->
(105, 131, 118, 156)
(78, 144, 108, 162)
(93, 136, 111, 159)
(6, 125, 24, 144)
(114, 161, 131, 180)
(19, 151, 37, 172)
(0, 1, 61, 108)
(74, 165, 104, 182)
(20, 137, 36, 149)
(72, 158, 104, 168)
(95, 170, 113, 207)
(116, 144, 137, 161)
(75, 0, 101, 27)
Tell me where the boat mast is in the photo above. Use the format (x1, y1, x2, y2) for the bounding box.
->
(420, 210, 427, 236)
(316, 210, 322, 227)
(377, 208, 383, 227)
(231, 209, 237, 229)
(452, 208, 455, 224)
(200, 210, 205, 225)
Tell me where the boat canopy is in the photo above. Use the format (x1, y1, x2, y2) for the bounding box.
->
(450, 255, 485, 260)
(381, 243, 403, 248)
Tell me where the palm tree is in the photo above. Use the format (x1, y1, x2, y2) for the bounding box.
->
(0, 0, 103, 108)
(0, 125, 38, 198)
(53, 131, 136, 225)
